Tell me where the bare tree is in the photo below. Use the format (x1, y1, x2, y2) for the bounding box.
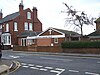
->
(62, 3, 95, 36)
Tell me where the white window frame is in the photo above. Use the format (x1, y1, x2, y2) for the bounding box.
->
(6, 23, 9, 32)
(27, 12, 31, 19)
(14, 22, 18, 31)
(21, 38, 27, 46)
(27, 39, 34, 45)
(29, 23, 33, 31)
(54, 38, 58, 43)
(24, 22, 28, 30)
(1, 33, 11, 45)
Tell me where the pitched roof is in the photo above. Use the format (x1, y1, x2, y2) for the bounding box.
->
(88, 30, 100, 36)
(53, 28, 79, 36)
(17, 31, 41, 37)
(95, 17, 100, 22)
(0, 12, 20, 24)
(38, 27, 80, 37)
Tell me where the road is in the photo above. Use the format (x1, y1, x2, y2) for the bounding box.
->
(2, 50, 100, 75)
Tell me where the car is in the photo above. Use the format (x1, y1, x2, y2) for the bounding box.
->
(0, 45, 2, 58)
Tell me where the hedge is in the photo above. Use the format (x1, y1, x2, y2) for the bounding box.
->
(61, 41, 100, 48)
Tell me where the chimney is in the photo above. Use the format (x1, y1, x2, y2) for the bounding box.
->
(33, 7, 37, 21)
(0, 9, 3, 19)
(19, 0, 24, 15)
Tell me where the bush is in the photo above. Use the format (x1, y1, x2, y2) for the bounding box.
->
(61, 41, 100, 48)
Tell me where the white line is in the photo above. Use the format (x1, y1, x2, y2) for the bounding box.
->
(22, 66, 29, 68)
(39, 68, 48, 71)
(50, 69, 65, 75)
(50, 70, 60, 73)
(9, 63, 13, 69)
(69, 70, 79, 73)
(56, 68, 65, 71)
(30, 67, 39, 70)
(45, 67, 53, 69)
(36, 65, 43, 68)
(85, 72, 99, 75)
(21, 63, 27, 65)
(28, 64, 34, 66)
(56, 69, 65, 75)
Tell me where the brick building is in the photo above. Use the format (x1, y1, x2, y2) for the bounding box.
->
(88, 17, 100, 41)
(0, 1, 42, 49)
(27, 27, 81, 46)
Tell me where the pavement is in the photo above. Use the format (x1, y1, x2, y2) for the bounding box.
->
(0, 58, 18, 75)
(0, 58, 12, 74)
(0, 50, 100, 74)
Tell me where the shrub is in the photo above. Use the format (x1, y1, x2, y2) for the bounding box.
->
(61, 41, 100, 48)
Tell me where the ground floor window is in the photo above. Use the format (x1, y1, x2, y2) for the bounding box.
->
(54, 38, 58, 43)
(27, 39, 35, 45)
(21, 38, 27, 46)
(1, 33, 11, 45)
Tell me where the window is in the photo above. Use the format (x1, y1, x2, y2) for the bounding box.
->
(1, 33, 11, 45)
(14, 22, 18, 31)
(54, 38, 58, 43)
(27, 39, 34, 45)
(6, 23, 9, 32)
(29, 23, 33, 31)
(21, 38, 27, 46)
(27, 12, 31, 19)
(24, 22, 28, 30)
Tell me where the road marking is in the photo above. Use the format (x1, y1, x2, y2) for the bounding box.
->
(69, 70, 79, 73)
(22, 66, 29, 68)
(21, 62, 65, 75)
(9, 55, 20, 58)
(21, 63, 27, 65)
(50, 70, 60, 73)
(39, 68, 47, 71)
(85, 72, 99, 75)
(30, 67, 39, 70)
(28, 64, 34, 66)
(50, 68, 65, 75)
(56, 69, 65, 75)
(45, 67, 53, 69)
(36, 65, 43, 68)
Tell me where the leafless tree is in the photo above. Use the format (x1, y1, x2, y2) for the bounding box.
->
(62, 3, 95, 36)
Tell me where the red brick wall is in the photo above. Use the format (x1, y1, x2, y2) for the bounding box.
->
(37, 38, 51, 46)
(96, 22, 100, 31)
(2, 8, 42, 46)
(13, 45, 62, 52)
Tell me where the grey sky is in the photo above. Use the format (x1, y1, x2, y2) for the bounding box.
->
(0, 0, 100, 35)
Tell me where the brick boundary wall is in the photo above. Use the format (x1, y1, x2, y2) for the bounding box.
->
(13, 45, 62, 53)
(13, 45, 100, 54)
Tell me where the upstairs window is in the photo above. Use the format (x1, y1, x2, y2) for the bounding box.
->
(24, 22, 28, 30)
(14, 22, 18, 31)
(6, 23, 9, 32)
(29, 23, 33, 31)
(27, 12, 31, 19)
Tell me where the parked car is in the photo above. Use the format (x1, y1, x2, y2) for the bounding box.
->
(0, 44, 2, 58)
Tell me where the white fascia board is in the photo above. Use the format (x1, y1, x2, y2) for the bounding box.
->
(38, 27, 52, 36)
(38, 27, 65, 36)
(27, 35, 65, 39)
(27, 36, 37, 39)
(37, 35, 65, 38)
